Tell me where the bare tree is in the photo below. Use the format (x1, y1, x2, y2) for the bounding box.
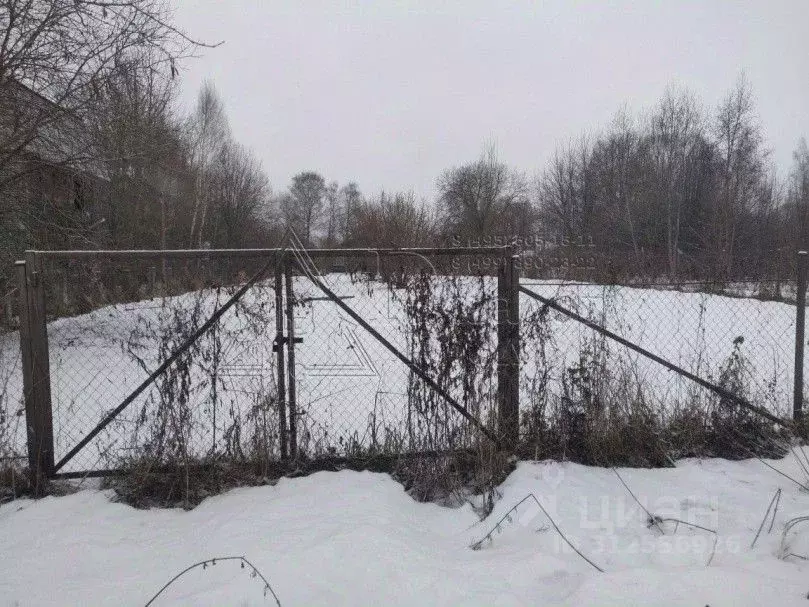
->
(649, 86, 704, 276)
(790, 139, 809, 250)
(537, 147, 571, 240)
(340, 181, 362, 243)
(437, 143, 528, 241)
(0, 0, 212, 189)
(537, 138, 589, 243)
(591, 109, 648, 256)
(324, 180, 341, 246)
(207, 141, 270, 248)
(712, 74, 767, 276)
(282, 171, 326, 245)
(187, 81, 230, 248)
(90, 53, 185, 249)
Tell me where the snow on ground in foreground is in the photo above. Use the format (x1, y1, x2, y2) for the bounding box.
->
(2, 455, 808, 606)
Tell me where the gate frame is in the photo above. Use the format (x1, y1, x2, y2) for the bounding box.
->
(18, 246, 518, 481)
(497, 247, 520, 449)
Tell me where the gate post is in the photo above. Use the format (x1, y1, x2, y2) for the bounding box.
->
(284, 266, 298, 460)
(497, 246, 520, 450)
(18, 253, 55, 491)
(274, 261, 288, 461)
(794, 250, 807, 433)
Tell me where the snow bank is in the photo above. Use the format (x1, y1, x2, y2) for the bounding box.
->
(1, 454, 807, 605)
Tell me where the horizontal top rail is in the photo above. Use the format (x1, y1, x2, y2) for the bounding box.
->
(25, 246, 512, 260)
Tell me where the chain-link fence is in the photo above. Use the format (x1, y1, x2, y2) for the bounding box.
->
(289, 260, 500, 457)
(22, 253, 285, 474)
(3, 246, 806, 480)
(7, 248, 512, 477)
(0, 310, 23, 469)
(518, 277, 803, 463)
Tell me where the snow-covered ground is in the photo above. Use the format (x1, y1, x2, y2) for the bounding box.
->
(1, 454, 808, 605)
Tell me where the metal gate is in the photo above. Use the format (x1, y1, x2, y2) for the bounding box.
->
(14, 245, 518, 489)
(10, 244, 805, 491)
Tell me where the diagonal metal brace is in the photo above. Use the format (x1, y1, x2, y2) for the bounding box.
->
(520, 285, 792, 429)
(53, 255, 280, 473)
(304, 273, 502, 448)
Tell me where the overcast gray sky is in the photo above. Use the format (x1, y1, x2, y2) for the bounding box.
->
(174, 0, 808, 198)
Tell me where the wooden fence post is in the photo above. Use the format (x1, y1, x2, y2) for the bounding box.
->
(795, 250, 807, 433)
(497, 247, 520, 450)
(19, 253, 55, 491)
(16, 261, 35, 475)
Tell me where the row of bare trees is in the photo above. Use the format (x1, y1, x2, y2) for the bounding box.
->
(533, 77, 787, 280)
(1, 2, 806, 304)
(67, 73, 273, 253)
(276, 175, 433, 249)
(287, 78, 807, 282)
(332, 78, 806, 282)
(475, 78, 804, 281)
(0, 0, 283, 314)
(220, 80, 809, 280)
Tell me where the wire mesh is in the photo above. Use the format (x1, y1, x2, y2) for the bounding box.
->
(519, 278, 801, 460)
(0, 262, 24, 466)
(3, 247, 806, 475)
(287, 252, 500, 457)
(0, 333, 24, 465)
(28, 254, 282, 473)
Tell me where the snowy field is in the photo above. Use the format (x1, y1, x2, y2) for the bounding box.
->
(0, 274, 802, 471)
(1, 455, 808, 605)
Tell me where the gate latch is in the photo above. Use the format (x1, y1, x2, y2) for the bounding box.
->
(272, 336, 303, 352)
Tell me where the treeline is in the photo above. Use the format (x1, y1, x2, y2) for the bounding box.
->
(272, 78, 809, 283)
(0, 0, 278, 312)
(533, 79, 808, 281)
(1, 0, 808, 306)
